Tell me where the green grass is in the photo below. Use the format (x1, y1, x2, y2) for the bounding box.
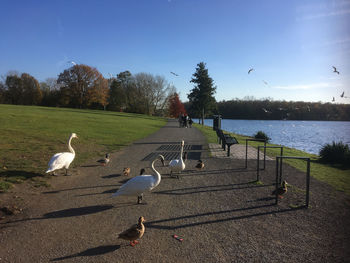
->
(0, 104, 167, 192)
(194, 123, 350, 195)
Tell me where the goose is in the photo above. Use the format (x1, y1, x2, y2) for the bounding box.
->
(123, 167, 131, 176)
(46, 133, 78, 176)
(195, 159, 205, 170)
(169, 140, 187, 179)
(112, 155, 165, 204)
(118, 216, 145, 247)
(97, 153, 110, 166)
(272, 180, 288, 199)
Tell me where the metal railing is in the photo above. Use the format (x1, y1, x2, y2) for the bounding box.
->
(245, 139, 266, 169)
(256, 146, 283, 181)
(275, 156, 311, 208)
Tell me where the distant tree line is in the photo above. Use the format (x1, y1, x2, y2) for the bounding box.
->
(185, 98, 350, 121)
(0, 64, 185, 117)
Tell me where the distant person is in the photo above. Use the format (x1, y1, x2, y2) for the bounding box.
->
(188, 117, 193, 128)
(183, 114, 188, 128)
(178, 113, 183, 128)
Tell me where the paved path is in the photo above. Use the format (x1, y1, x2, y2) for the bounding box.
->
(209, 143, 273, 160)
(1, 119, 349, 262)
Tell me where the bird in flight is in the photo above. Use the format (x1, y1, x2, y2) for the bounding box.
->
(248, 68, 254, 74)
(332, 66, 340, 74)
(340, 91, 348, 98)
(170, 72, 179, 76)
(332, 97, 335, 102)
(262, 108, 271, 114)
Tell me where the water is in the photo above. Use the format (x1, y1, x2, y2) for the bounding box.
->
(195, 119, 350, 155)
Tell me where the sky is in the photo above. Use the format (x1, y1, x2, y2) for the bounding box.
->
(0, 0, 349, 103)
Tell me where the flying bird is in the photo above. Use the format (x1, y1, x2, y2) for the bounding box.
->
(263, 80, 269, 86)
(341, 91, 345, 98)
(332, 97, 335, 102)
(170, 71, 179, 76)
(248, 68, 254, 74)
(262, 108, 271, 114)
(332, 66, 340, 74)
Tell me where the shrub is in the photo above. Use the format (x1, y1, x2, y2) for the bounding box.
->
(319, 141, 350, 165)
(254, 131, 270, 142)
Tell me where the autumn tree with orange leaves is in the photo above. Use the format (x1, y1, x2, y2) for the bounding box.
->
(168, 92, 186, 117)
(57, 64, 109, 109)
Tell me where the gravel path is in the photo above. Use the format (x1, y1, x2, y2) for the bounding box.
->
(1, 119, 349, 262)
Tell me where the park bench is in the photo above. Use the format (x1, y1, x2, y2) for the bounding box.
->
(215, 129, 239, 156)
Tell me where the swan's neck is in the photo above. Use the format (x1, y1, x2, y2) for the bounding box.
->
(151, 158, 161, 185)
(68, 135, 75, 155)
(180, 143, 184, 162)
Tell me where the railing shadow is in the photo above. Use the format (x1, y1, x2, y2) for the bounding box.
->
(153, 181, 273, 196)
(42, 184, 118, 194)
(145, 204, 306, 230)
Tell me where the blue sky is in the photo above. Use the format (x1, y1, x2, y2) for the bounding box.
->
(1, 0, 349, 103)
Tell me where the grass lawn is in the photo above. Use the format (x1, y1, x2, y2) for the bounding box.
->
(194, 123, 350, 195)
(0, 104, 167, 192)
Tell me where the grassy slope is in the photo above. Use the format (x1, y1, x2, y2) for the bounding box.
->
(0, 104, 166, 191)
(194, 123, 350, 195)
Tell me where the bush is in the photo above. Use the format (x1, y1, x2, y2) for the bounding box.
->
(254, 131, 270, 142)
(319, 141, 350, 165)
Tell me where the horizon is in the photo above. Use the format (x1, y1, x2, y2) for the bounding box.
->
(1, 0, 349, 104)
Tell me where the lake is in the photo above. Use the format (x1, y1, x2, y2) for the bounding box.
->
(194, 119, 350, 155)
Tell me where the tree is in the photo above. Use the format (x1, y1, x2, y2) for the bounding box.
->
(20, 73, 42, 105)
(5, 72, 42, 105)
(125, 72, 172, 115)
(108, 71, 131, 111)
(188, 62, 216, 124)
(168, 92, 186, 118)
(57, 64, 108, 109)
(40, 78, 61, 107)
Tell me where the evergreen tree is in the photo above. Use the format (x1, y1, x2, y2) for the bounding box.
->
(188, 62, 216, 124)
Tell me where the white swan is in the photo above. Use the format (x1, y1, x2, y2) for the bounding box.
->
(46, 133, 78, 176)
(112, 155, 165, 204)
(169, 140, 186, 179)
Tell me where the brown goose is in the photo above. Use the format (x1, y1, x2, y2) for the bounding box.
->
(123, 167, 131, 176)
(118, 216, 145, 246)
(195, 160, 204, 170)
(272, 180, 288, 198)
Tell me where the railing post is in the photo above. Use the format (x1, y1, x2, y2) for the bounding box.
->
(306, 158, 310, 208)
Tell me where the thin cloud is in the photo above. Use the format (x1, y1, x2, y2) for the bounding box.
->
(56, 55, 69, 68)
(272, 83, 333, 90)
(297, 9, 350, 21)
(57, 17, 64, 37)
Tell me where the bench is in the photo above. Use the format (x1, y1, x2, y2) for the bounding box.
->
(215, 129, 239, 156)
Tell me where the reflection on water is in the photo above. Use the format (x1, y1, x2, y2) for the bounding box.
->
(196, 119, 350, 155)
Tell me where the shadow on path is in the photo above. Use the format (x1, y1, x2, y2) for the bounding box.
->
(51, 245, 121, 261)
(153, 181, 273, 196)
(145, 204, 306, 230)
(2, 205, 114, 224)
